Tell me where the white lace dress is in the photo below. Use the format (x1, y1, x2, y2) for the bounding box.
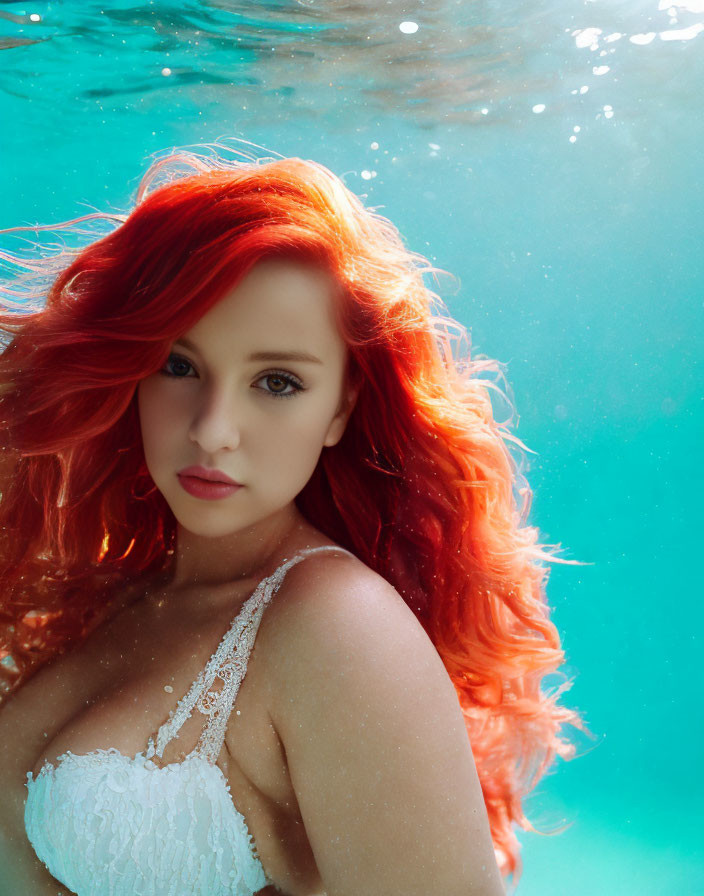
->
(24, 545, 352, 896)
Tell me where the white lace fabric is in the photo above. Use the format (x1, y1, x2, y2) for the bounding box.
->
(24, 545, 352, 896)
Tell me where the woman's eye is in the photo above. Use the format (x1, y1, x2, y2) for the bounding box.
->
(161, 353, 196, 377)
(255, 371, 304, 399)
(159, 356, 303, 400)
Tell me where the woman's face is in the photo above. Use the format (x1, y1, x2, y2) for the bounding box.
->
(137, 258, 356, 539)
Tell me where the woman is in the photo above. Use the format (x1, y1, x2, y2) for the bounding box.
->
(0, 146, 586, 896)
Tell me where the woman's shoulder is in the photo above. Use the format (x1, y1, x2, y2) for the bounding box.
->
(258, 542, 439, 711)
(268, 543, 419, 641)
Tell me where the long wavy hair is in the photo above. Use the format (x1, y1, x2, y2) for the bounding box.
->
(0, 143, 590, 889)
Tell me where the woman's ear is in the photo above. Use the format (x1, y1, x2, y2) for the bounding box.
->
(323, 381, 361, 448)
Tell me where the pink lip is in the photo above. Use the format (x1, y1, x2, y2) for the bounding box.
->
(177, 474, 242, 501)
(177, 465, 241, 486)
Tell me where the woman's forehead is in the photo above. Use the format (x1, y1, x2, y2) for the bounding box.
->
(182, 259, 346, 362)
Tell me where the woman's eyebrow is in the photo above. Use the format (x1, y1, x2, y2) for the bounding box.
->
(247, 350, 323, 364)
(174, 338, 322, 365)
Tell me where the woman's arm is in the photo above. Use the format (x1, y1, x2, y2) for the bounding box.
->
(0, 823, 74, 896)
(266, 561, 506, 896)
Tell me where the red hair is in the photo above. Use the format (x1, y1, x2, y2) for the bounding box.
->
(0, 144, 591, 889)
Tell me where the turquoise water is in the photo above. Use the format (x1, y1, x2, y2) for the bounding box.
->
(2, 1, 702, 893)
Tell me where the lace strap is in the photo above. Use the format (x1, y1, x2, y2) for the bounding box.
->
(146, 545, 354, 764)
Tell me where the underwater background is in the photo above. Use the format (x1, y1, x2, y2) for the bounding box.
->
(1, 1, 702, 893)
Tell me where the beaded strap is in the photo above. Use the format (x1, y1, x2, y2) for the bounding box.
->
(145, 545, 352, 765)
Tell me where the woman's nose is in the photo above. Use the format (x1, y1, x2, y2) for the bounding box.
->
(187, 385, 242, 453)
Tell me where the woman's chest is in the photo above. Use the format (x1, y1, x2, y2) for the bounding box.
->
(29, 591, 323, 895)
